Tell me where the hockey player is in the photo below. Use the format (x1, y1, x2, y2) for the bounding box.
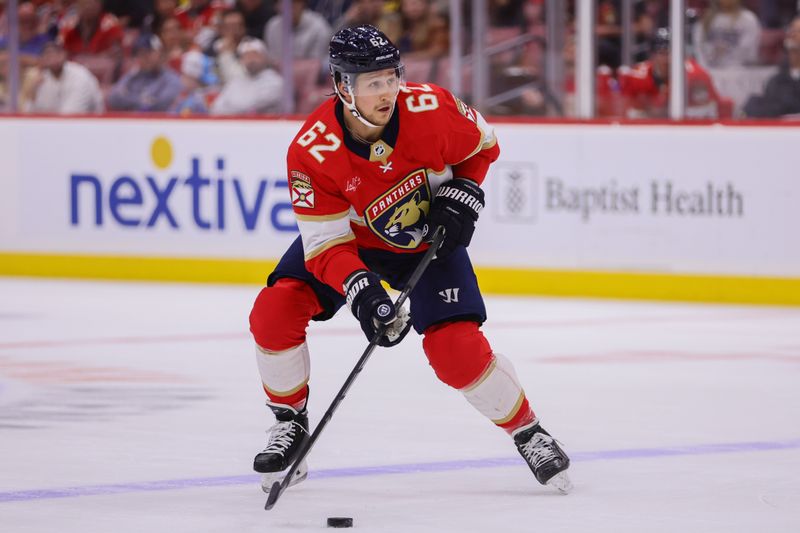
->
(618, 27, 731, 119)
(248, 25, 572, 495)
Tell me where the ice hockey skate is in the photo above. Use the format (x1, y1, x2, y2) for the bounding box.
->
(513, 422, 572, 494)
(254, 402, 309, 493)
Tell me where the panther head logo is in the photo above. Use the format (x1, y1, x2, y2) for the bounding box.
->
(384, 190, 430, 238)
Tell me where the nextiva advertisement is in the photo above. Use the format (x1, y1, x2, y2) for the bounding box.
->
(2, 119, 301, 258)
(1, 119, 799, 278)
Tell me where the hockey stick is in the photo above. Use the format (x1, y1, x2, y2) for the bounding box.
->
(264, 226, 445, 510)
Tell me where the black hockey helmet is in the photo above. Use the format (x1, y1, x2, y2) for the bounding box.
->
(651, 27, 671, 52)
(329, 25, 405, 127)
(329, 25, 401, 76)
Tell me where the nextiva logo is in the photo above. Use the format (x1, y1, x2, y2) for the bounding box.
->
(69, 136, 298, 232)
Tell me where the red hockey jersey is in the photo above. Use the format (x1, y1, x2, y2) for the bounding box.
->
(618, 58, 727, 119)
(59, 13, 123, 56)
(175, 1, 224, 33)
(286, 82, 499, 293)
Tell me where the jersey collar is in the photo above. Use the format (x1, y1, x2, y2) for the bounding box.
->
(335, 100, 400, 162)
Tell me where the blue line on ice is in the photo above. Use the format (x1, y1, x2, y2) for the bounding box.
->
(2, 438, 799, 503)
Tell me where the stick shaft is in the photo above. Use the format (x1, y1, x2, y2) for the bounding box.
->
(265, 227, 444, 510)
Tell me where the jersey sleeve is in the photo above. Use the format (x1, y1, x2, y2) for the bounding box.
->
(287, 147, 367, 293)
(435, 86, 500, 185)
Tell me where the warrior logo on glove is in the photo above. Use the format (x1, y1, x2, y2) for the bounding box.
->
(343, 270, 412, 347)
(423, 178, 485, 260)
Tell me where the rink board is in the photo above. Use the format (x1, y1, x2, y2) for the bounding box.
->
(0, 117, 798, 304)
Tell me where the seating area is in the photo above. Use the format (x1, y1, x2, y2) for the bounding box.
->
(1, 0, 798, 119)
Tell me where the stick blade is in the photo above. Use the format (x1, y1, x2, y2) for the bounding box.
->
(263, 481, 283, 510)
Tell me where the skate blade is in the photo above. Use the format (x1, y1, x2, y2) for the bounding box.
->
(546, 471, 573, 494)
(260, 460, 308, 493)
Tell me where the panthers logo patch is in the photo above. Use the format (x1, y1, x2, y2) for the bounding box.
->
(365, 169, 431, 249)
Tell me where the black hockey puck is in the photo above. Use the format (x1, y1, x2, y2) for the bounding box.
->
(326, 517, 353, 528)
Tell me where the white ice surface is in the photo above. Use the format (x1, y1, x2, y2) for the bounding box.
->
(1, 278, 799, 532)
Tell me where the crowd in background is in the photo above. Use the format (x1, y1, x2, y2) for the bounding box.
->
(0, 0, 799, 119)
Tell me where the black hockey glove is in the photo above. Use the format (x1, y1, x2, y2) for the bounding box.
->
(424, 178, 485, 260)
(344, 270, 412, 347)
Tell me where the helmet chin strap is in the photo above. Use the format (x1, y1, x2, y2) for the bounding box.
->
(334, 80, 382, 129)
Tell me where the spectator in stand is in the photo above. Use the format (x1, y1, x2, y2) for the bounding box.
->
(638, 0, 668, 30)
(237, 0, 275, 38)
(177, 0, 225, 30)
(333, 0, 393, 33)
(209, 9, 248, 56)
(619, 28, 731, 118)
(522, 0, 544, 28)
(146, 0, 189, 34)
(210, 8, 249, 82)
(157, 16, 189, 72)
(592, 0, 662, 69)
(171, 49, 218, 115)
(632, 0, 664, 63)
(384, 0, 448, 59)
(0, 0, 51, 110)
(59, 0, 124, 57)
(743, 16, 800, 117)
(22, 40, 104, 113)
(108, 34, 182, 112)
(0, 2, 53, 69)
(508, 34, 620, 117)
(211, 36, 282, 114)
(34, 1, 73, 41)
(263, 0, 331, 61)
(693, 0, 761, 68)
(596, 0, 622, 68)
(177, 0, 225, 50)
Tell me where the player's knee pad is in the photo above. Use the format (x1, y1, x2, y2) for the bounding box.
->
(249, 278, 321, 352)
(255, 342, 310, 410)
(422, 321, 494, 390)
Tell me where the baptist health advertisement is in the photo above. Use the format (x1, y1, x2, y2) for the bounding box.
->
(1, 117, 798, 304)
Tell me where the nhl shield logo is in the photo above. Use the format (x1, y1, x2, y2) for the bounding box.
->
(365, 169, 431, 249)
(369, 139, 393, 163)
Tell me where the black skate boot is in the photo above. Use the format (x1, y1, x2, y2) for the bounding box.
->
(513, 422, 572, 494)
(253, 401, 309, 493)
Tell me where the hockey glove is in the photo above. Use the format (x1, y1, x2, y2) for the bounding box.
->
(424, 178, 485, 260)
(344, 270, 412, 347)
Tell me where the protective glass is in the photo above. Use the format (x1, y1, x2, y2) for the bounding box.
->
(346, 66, 406, 97)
